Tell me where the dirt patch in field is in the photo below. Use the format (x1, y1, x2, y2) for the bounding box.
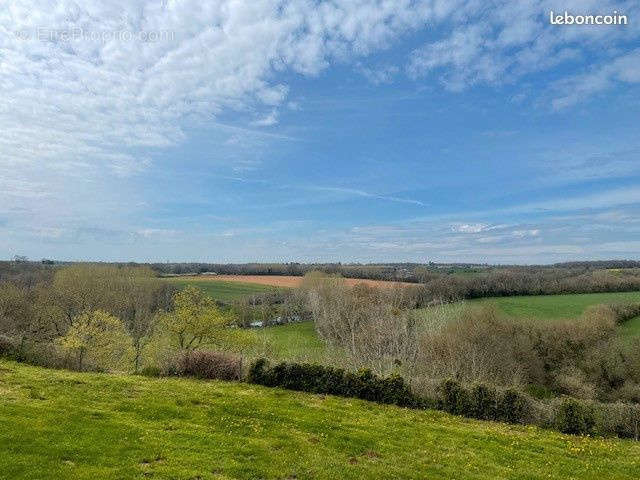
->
(178, 274, 415, 289)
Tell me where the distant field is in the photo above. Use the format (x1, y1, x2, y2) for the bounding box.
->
(165, 277, 282, 303)
(174, 274, 415, 289)
(253, 321, 330, 364)
(415, 291, 640, 337)
(2, 360, 639, 480)
(475, 291, 640, 319)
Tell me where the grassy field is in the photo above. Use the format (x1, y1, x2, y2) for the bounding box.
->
(414, 291, 640, 337)
(475, 291, 640, 320)
(165, 277, 283, 303)
(254, 321, 329, 364)
(2, 360, 640, 480)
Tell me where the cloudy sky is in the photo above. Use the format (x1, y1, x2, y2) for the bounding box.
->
(1, 0, 639, 263)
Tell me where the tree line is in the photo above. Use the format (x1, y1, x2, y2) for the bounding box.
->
(0, 265, 246, 374)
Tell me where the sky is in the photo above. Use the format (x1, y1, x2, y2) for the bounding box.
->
(1, 0, 639, 264)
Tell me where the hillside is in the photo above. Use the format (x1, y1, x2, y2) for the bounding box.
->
(1, 361, 639, 479)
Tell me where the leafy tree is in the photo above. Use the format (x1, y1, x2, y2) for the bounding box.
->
(57, 310, 133, 371)
(160, 286, 231, 352)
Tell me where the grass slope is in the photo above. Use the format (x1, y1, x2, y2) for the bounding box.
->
(416, 291, 640, 337)
(475, 291, 640, 320)
(255, 321, 328, 363)
(1, 361, 640, 480)
(165, 277, 282, 303)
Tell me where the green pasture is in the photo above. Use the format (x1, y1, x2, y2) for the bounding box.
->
(475, 291, 640, 320)
(1, 360, 639, 480)
(165, 277, 283, 303)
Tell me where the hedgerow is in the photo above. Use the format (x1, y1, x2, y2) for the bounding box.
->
(248, 358, 420, 407)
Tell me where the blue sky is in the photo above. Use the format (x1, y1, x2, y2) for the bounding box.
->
(1, 1, 639, 263)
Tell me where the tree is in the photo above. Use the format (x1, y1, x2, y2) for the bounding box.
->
(159, 286, 231, 352)
(0, 283, 58, 359)
(57, 310, 133, 371)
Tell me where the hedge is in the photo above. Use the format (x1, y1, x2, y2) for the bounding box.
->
(248, 358, 420, 407)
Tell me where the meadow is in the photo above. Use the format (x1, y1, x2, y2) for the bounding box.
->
(475, 291, 640, 320)
(165, 274, 412, 296)
(165, 277, 283, 303)
(412, 291, 640, 337)
(2, 359, 639, 480)
(253, 321, 328, 363)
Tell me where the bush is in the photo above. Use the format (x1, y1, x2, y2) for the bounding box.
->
(498, 388, 530, 424)
(594, 402, 640, 440)
(437, 379, 470, 416)
(469, 384, 498, 420)
(247, 358, 418, 407)
(0, 335, 16, 358)
(247, 357, 271, 385)
(179, 350, 243, 381)
(140, 365, 162, 377)
(554, 398, 595, 435)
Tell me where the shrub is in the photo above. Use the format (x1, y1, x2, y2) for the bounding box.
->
(22, 342, 66, 369)
(554, 398, 595, 435)
(498, 388, 530, 424)
(0, 335, 16, 358)
(380, 373, 417, 407)
(247, 357, 271, 385)
(594, 402, 640, 440)
(469, 384, 498, 420)
(140, 365, 162, 377)
(247, 358, 418, 407)
(437, 379, 470, 416)
(179, 350, 242, 381)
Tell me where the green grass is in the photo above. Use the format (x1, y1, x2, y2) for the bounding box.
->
(165, 278, 283, 303)
(253, 321, 330, 364)
(414, 291, 640, 338)
(2, 360, 640, 479)
(474, 291, 640, 320)
(619, 316, 640, 338)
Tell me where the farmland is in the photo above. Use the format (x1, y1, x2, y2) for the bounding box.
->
(168, 276, 640, 340)
(170, 274, 414, 289)
(164, 274, 416, 304)
(411, 291, 640, 336)
(2, 359, 639, 480)
(475, 291, 640, 320)
(165, 277, 283, 303)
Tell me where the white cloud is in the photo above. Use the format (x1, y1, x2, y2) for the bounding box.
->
(517, 186, 640, 214)
(512, 229, 540, 238)
(136, 228, 179, 239)
(408, 0, 640, 101)
(357, 63, 400, 85)
(251, 110, 279, 127)
(451, 223, 490, 233)
(2, 1, 637, 201)
(0, 0, 445, 243)
(534, 146, 640, 185)
(551, 49, 640, 109)
(309, 186, 427, 206)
